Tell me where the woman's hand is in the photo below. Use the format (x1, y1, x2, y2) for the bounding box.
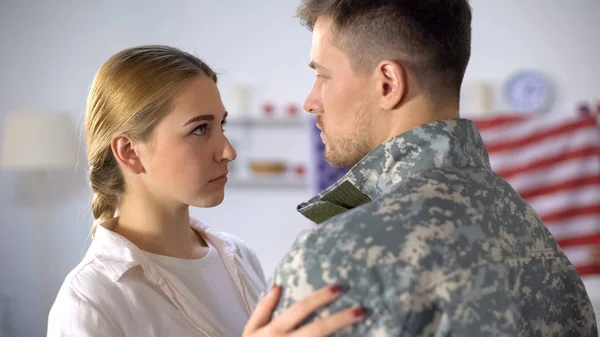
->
(242, 285, 365, 337)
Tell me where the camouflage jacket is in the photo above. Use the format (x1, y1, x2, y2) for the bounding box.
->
(268, 119, 598, 336)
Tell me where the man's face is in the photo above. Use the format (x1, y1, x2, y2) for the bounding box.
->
(303, 16, 375, 168)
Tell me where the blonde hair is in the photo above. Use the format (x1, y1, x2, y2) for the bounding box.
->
(85, 45, 217, 236)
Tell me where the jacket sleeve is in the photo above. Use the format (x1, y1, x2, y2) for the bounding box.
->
(47, 286, 124, 337)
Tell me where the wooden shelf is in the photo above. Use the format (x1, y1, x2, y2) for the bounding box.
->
(227, 117, 308, 127)
(227, 176, 309, 188)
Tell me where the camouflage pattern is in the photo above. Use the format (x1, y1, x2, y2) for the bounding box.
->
(267, 119, 598, 336)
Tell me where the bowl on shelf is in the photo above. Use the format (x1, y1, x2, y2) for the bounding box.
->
(248, 160, 287, 175)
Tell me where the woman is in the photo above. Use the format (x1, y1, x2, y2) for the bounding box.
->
(47, 45, 364, 336)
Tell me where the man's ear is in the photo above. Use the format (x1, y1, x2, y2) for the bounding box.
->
(375, 60, 407, 110)
(111, 135, 145, 174)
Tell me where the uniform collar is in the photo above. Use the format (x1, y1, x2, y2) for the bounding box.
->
(297, 118, 490, 224)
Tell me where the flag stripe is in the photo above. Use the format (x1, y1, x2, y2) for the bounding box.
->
(546, 215, 600, 242)
(526, 184, 600, 218)
(505, 157, 599, 193)
(561, 244, 599, 266)
(496, 146, 598, 180)
(558, 233, 600, 249)
(478, 113, 587, 143)
(487, 127, 599, 172)
(486, 118, 598, 153)
(520, 176, 600, 200)
(541, 204, 600, 224)
(474, 115, 529, 131)
(576, 264, 600, 277)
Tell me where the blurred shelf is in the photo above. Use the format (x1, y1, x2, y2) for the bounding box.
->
(227, 176, 309, 188)
(227, 117, 308, 127)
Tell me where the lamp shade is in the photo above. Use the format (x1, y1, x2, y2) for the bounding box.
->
(0, 112, 77, 171)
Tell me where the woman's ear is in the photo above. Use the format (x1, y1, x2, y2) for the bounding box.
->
(111, 135, 145, 174)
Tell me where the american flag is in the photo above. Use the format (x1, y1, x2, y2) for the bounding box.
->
(474, 113, 600, 277)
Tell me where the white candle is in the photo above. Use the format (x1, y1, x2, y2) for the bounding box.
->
(234, 85, 251, 116)
(472, 82, 493, 114)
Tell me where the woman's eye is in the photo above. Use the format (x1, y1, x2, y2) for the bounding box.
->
(192, 124, 206, 136)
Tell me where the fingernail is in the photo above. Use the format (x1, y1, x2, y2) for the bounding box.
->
(329, 285, 342, 294)
(353, 307, 367, 318)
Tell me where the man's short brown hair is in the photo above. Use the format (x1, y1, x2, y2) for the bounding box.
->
(298, 0, 472, 101)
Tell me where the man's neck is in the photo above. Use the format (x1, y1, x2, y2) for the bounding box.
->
(377, 96, 460, 146)
(115, 193, 208, 259)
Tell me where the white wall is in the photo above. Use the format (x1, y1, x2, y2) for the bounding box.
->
(0, 1, 598, 336)
(462, 1, 600, 115)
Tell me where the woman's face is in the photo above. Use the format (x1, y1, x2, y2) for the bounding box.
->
(135, 76, 236, 209)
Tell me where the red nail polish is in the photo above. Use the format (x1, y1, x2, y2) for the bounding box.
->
(353, 308, 366, 317)
(330, 285, 342, 294)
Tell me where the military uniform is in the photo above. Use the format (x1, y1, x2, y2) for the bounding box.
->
(268, 119, 598, 336)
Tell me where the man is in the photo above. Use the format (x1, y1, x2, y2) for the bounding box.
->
(267, 0, 598, 335)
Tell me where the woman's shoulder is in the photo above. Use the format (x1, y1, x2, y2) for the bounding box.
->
(52, 232, 142, 311)
(48, 256, 129, 336)
(49, 257, 123, 326)
(219, 231, 252, 250)
(53, 255, 118, 306)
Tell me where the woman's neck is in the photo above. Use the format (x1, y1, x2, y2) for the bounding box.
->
(114, 193, 208, 259)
